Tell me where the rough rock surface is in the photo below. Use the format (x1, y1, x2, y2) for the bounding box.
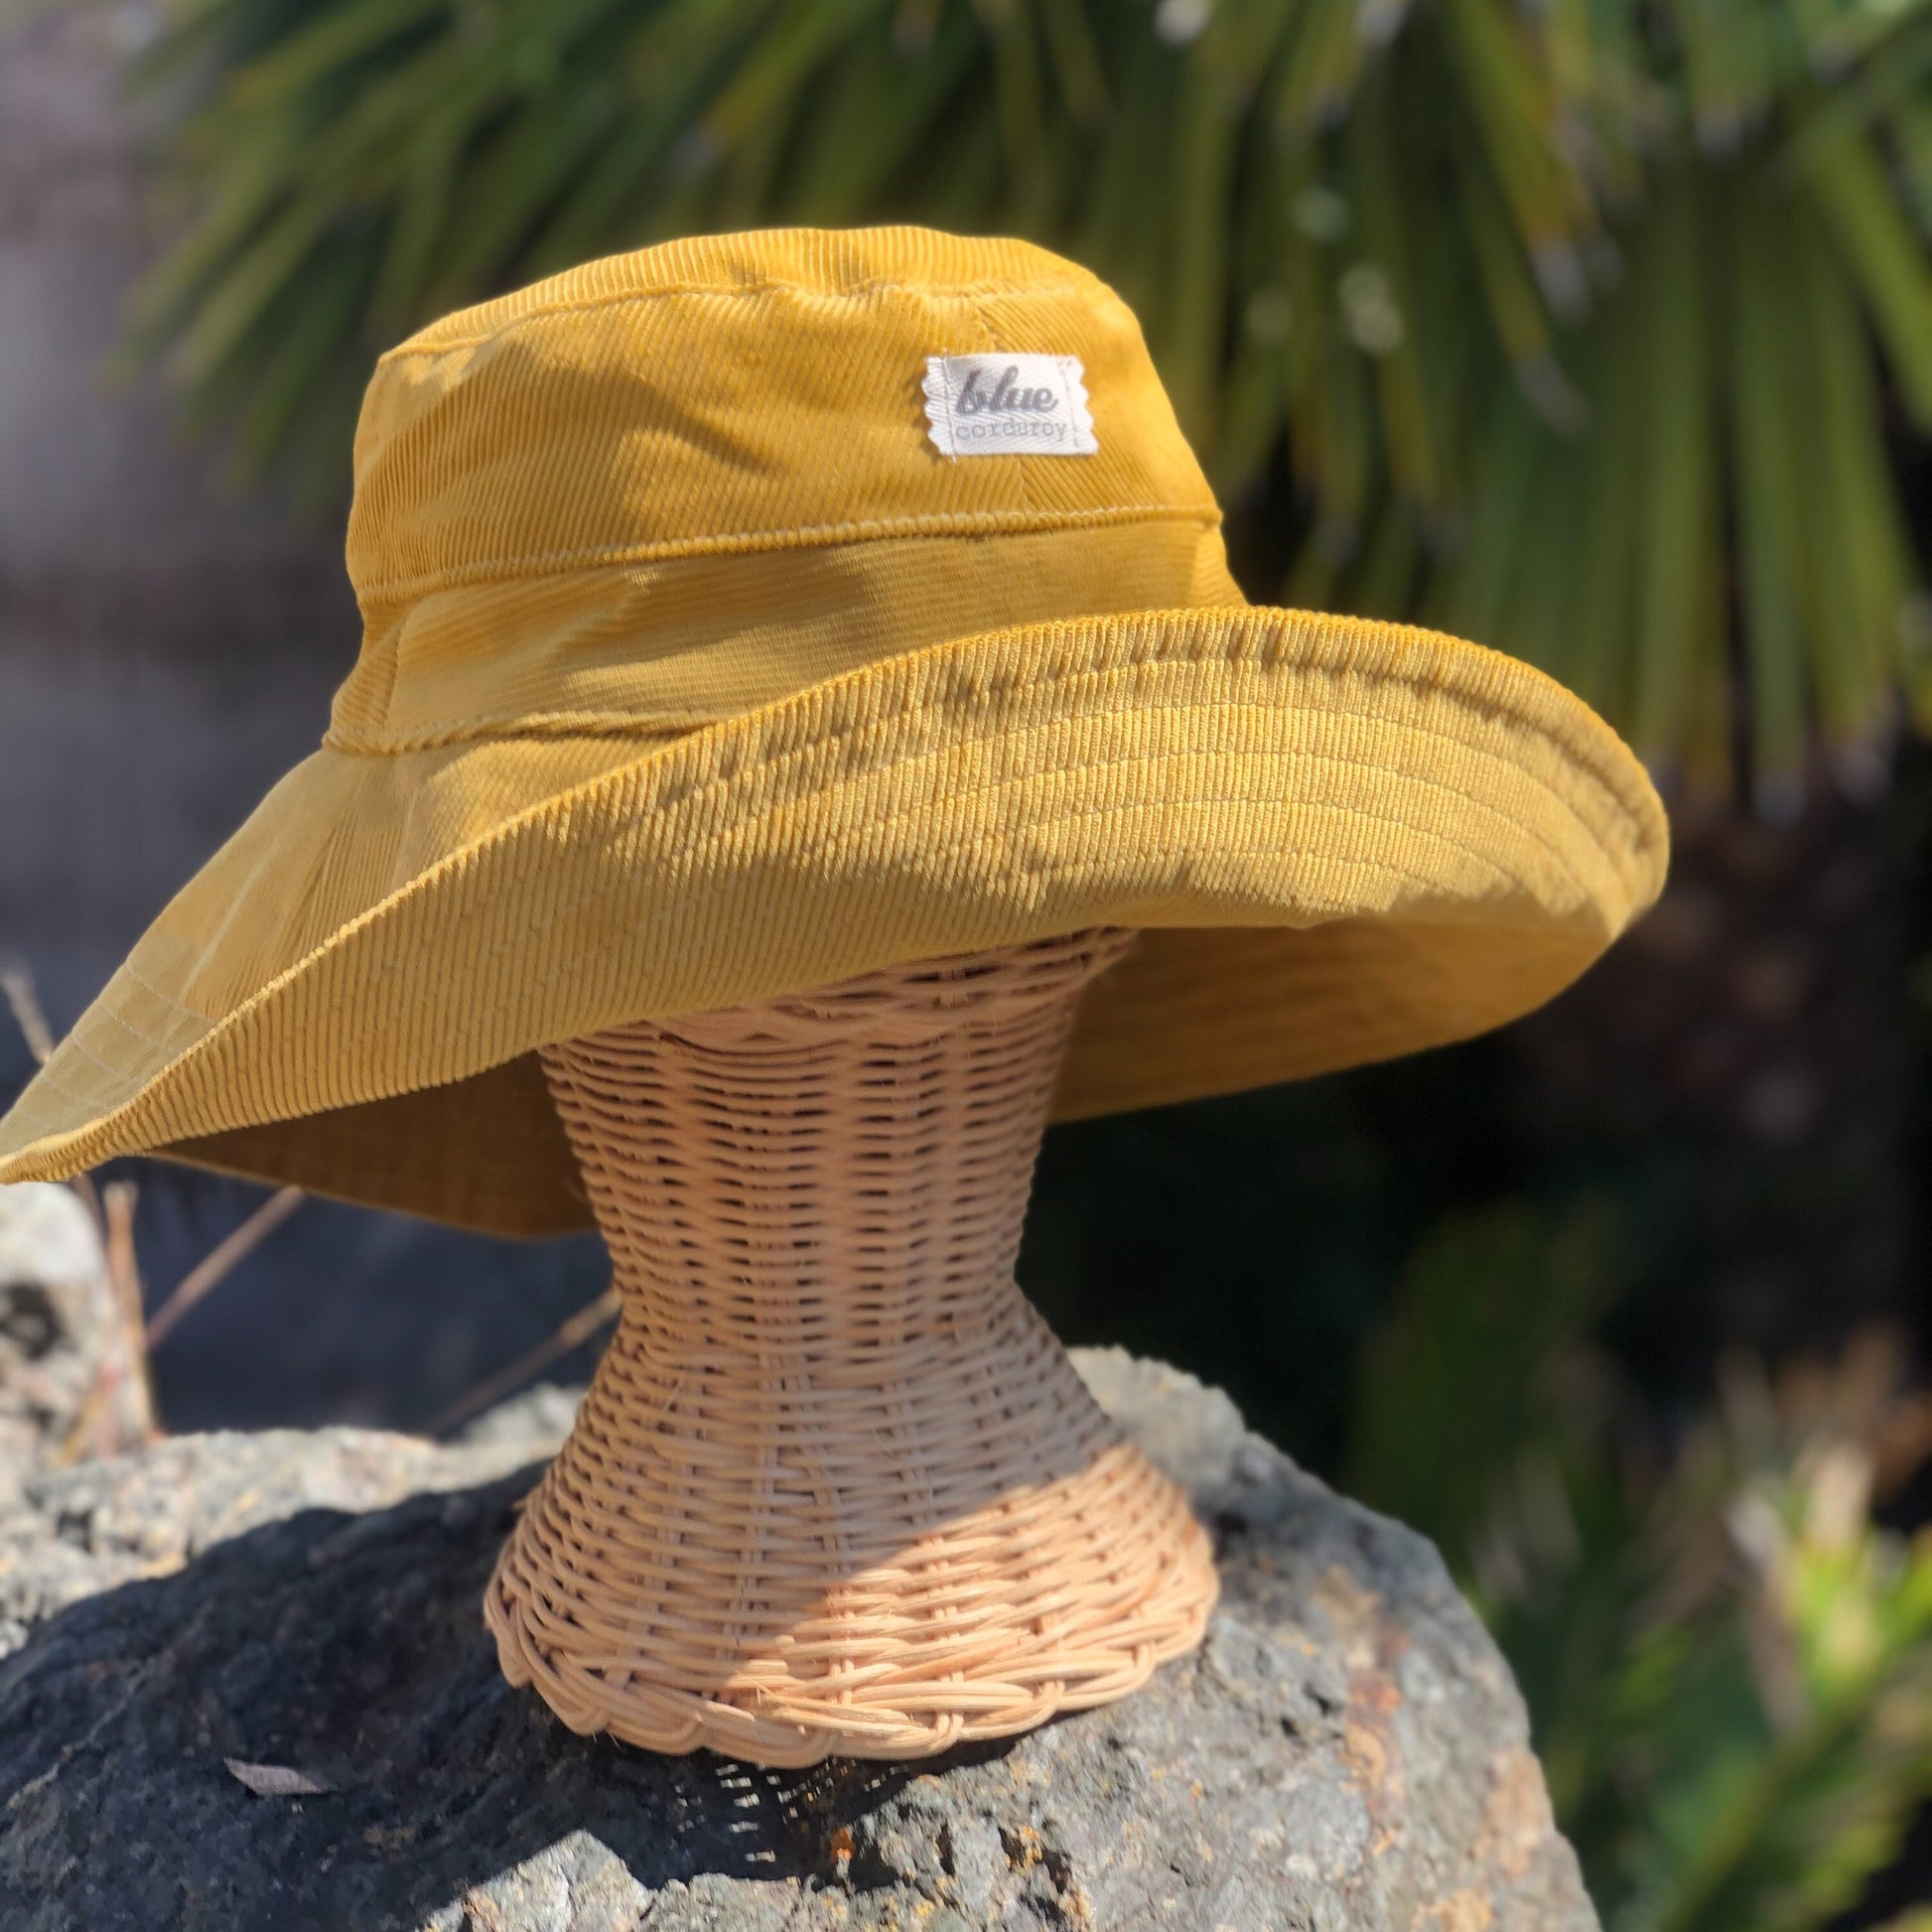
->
(0, 1351, 1596, 1931)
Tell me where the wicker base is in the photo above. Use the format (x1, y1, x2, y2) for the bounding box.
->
(484, 931, 1218, 1764)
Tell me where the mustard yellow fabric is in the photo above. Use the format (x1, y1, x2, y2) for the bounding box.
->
(0, 227, 1668, 1234)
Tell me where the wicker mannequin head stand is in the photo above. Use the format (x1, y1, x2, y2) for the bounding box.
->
(0, 230, 1668, 1766)
(494, 926, 1212, 1762)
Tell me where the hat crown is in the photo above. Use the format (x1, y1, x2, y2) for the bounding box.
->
(346, 227, 1219, 610)
(328, 228, 1240, 755)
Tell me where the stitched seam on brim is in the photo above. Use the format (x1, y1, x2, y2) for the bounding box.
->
(325, 716, 694, 758)
(328, 608, 1659, 838)
(353, 503, 1221, 607)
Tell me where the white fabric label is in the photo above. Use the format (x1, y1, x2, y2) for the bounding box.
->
(923, 353, 1097, 458)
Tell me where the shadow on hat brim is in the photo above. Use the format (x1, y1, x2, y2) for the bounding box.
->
(0, 605, 1667, 1236)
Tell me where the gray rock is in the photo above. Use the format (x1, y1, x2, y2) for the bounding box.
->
(0, 1348, 1596, 1931)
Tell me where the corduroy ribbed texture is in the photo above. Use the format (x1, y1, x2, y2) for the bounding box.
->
(0, 228, 1669, 1232)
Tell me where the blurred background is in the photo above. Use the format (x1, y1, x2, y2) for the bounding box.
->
(1, 1, 1930, 1924)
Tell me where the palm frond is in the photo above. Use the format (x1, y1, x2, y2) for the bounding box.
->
(122, 0, 1932, 789)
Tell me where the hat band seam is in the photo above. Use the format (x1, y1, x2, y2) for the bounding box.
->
(325, 618, 1656, 837)
(352, 503, 1221, 608)
(325, 717, 696, 758)
(378, 277, 1106, 365)
(377, 653, 1650, 849)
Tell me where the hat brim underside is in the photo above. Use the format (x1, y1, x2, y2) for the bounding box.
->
(0, 606, 1667, 1235)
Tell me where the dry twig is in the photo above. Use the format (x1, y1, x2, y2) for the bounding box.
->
(0, 955, 56, 1064)
(97, 1174, 158, 1452)
(427, 1288, 619, 1438)
(146, 1185, 305, 1348)
(53, 1180, 157, 1460)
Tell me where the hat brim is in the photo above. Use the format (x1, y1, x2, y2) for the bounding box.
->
(0, 605, 1666, 1234)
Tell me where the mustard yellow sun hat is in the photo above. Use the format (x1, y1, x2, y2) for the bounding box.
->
(0, 227, 1667, 1235)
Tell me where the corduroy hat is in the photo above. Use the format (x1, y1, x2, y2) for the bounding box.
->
(0, 227, 1667, 1233)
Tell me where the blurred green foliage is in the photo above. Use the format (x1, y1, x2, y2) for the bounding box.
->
(126, 0, 1932, 790)
(1348, 1204, 1932, 1932)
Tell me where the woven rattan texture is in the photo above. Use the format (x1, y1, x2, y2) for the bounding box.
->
(484, 930, 1218, 1763)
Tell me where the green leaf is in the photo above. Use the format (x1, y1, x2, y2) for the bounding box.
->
(1802, 120, 1932, 425)
(1347, 1203, 1615, 1566)
(1728, 176, 1811, 780)
(1630, 172, 1717, 764)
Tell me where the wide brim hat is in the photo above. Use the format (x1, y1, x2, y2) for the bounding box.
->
(0, 228, 1667, 1236)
